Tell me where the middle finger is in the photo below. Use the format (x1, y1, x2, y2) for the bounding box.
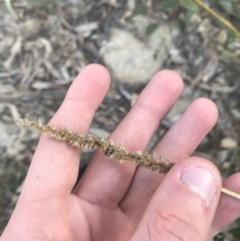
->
(74, 70, 183, 207)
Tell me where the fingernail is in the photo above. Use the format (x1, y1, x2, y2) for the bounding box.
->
(180, 166, 217, 203)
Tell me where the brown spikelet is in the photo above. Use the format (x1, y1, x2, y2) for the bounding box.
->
(17, 118, 175, 174)
(17, 118, 240, 200)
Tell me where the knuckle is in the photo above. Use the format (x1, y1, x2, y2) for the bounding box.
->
(147, 207, 202, 241)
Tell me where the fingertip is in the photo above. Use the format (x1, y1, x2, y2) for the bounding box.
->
(77, 64, 111, 89)
(174, 156, 222, 193)
(154, 69, 184, 93)
(224, 172, 240, 186)
(158, 156, 222, 206)
(210, 172, 240, 237)
(191, 98, 219, 126)
(221, 172, 240, 199)
(51, 64, 111, 127)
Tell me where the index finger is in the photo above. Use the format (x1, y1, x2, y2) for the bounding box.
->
(19, 64, 110, 201)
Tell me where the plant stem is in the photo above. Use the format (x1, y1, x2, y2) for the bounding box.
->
(195, 0, 240, 38)
(17, 118, 240, 200)
(221, 187, 240, 200)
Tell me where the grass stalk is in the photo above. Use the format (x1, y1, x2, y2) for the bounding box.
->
(17, 118, 240, 200)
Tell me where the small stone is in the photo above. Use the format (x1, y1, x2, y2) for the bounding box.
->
(75, 22, 99, 38)
(32, 81, 51, 90)
(215, 30, 227, 44)
(101, 28, 170, 84)
(222, 161, 230, 170)
(220, 137, 238, 149)
(231, 109, 240, 120)
(20, 19, 42, 39)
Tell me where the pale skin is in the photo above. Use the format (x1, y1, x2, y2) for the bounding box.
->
(1, 64, 240, 241)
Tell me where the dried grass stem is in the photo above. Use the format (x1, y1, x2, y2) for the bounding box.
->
(17, 118, 240, 200)
(17, 118, 174, 173)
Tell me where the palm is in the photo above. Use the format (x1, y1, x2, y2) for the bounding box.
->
(2, 65, 240, 241)
(11, 193, 133, 241)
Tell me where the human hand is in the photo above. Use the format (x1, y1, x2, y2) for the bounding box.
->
(1, 64, 240, 241)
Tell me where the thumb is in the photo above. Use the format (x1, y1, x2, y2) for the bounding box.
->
(131, 157, 222, 241)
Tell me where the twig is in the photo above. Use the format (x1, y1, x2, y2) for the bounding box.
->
(194, 0, 240, 38)
(221, 188, 240, 200)
(17, 118, 240, 200)
(4, 0, 18, 20)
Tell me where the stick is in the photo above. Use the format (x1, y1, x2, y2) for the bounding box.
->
(221, 187, 240, 200)
(17, 118, 240, 200)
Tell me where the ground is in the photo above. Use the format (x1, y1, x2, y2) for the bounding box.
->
(0, 0, 240, 240)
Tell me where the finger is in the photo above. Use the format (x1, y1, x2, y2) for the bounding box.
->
(121, 98, 218, 221)
(75, 70, 184, 206)
(209, 173, 240, 238)
(131, 157, 222, 241)
(20, 64, 110, 200)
